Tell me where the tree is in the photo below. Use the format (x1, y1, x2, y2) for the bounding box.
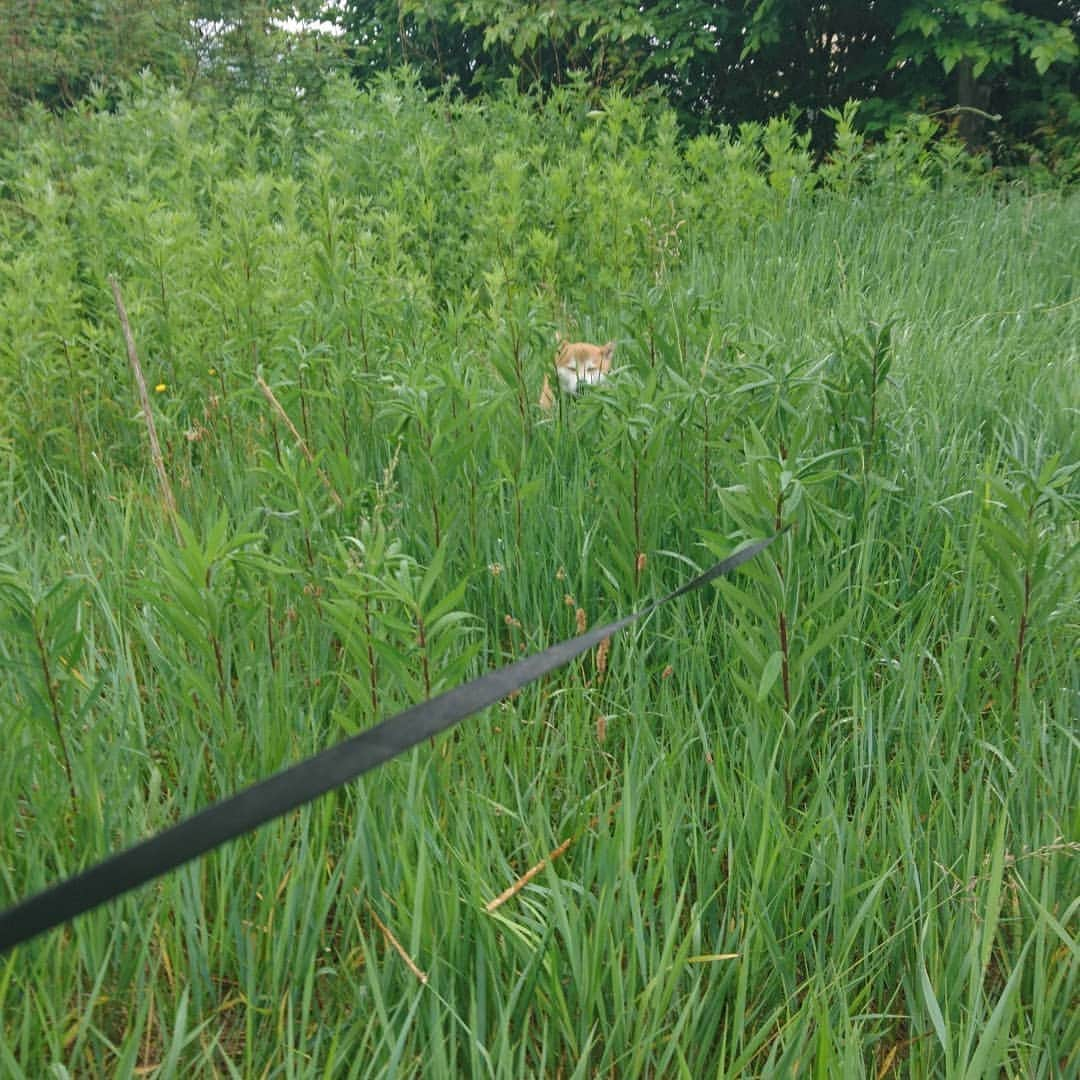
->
(0, 0, 193, 115)
(328, 2, 1077, 156)
(728, 2, 1078, 150)
(4, 1, 1075, 164)
(0, 1, 349, 119)
(889, 1, 1079, 147)
(188, 0, 346, 104)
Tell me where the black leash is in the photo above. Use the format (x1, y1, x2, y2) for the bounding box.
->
(0, 532, 781, 953)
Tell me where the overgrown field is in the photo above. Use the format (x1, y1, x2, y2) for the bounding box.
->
(1, 75, 1077, 1076)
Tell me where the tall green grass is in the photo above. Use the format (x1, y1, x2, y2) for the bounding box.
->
(1, 74, 1077, 1075)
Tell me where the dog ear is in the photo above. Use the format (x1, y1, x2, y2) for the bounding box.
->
(602, 341, 616, 359)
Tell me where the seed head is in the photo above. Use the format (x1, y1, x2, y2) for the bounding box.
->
(596, 637, 611, 678)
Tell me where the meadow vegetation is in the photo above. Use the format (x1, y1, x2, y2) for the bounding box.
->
(0, 74, 1077, 1074)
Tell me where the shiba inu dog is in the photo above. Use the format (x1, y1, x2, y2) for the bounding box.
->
(539, 337, 615, 410)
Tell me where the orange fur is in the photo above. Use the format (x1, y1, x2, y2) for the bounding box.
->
(539, 336, 615, 409)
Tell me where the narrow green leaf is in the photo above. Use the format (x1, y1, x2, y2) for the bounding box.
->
(756, 650, 784, 701)
(963, 937, 1032, 1080)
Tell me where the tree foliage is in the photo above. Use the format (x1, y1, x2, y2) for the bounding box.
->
(0, 0, 348, 122)
(0, 0, 193, 113)
(1, 1, 1076, 164)
(332, 1, 1079, 160)
(186, 0, 347, 104)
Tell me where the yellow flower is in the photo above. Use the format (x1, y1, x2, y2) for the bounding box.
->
(154, 383, 167, 393)
(208, 367, 217, 376)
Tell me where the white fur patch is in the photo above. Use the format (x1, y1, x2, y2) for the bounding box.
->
(557, 359, 609, 396)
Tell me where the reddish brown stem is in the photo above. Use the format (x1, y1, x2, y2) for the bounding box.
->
(779, 610, 791, 712)
(365, 600, 379, 716)
(32, 616, 77, 812)
(1010, 570, 1031, 712)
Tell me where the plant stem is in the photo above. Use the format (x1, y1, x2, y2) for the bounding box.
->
(365, 598, 379, 716)
(1011, 569, 1031, 712)
(266, 587, 277, 672)
(779, 610, 791, 713)
(109, 275, 182, 544)
(211, 633, 227, 714)
(255, 373, 344, 509)
(630, 455, 639, 574)
(32, 615, 77, 812)
(775, 478, 790, 711)
(702, 401, 710, 514)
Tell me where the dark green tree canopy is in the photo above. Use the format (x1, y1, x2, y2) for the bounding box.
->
(331, 2, 1077, 153)
(2, 1, 1076, 162)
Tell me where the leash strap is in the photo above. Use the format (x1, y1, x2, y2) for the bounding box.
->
(0, 532, 780, 952)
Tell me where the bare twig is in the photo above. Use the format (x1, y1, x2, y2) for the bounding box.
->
(109, 275, 182, 544)
(255, 374, 344, 509)
(926, 104, 1002, 123)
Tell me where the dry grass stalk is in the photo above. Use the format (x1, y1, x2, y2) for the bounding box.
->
(108, 275, 182, 544)
(485, 805, 620, 913)
(485, 834, 575, 913)
(367, 903, 428, 984)
(255, 373, 344, 509)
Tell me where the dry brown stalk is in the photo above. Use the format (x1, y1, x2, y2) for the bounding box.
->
(485, 835, 575, 913)
(367, 903, 428, 984)
(255, 374, 344, 509)
(485, 804, 620, 913)
(109, 275, 182, 544)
